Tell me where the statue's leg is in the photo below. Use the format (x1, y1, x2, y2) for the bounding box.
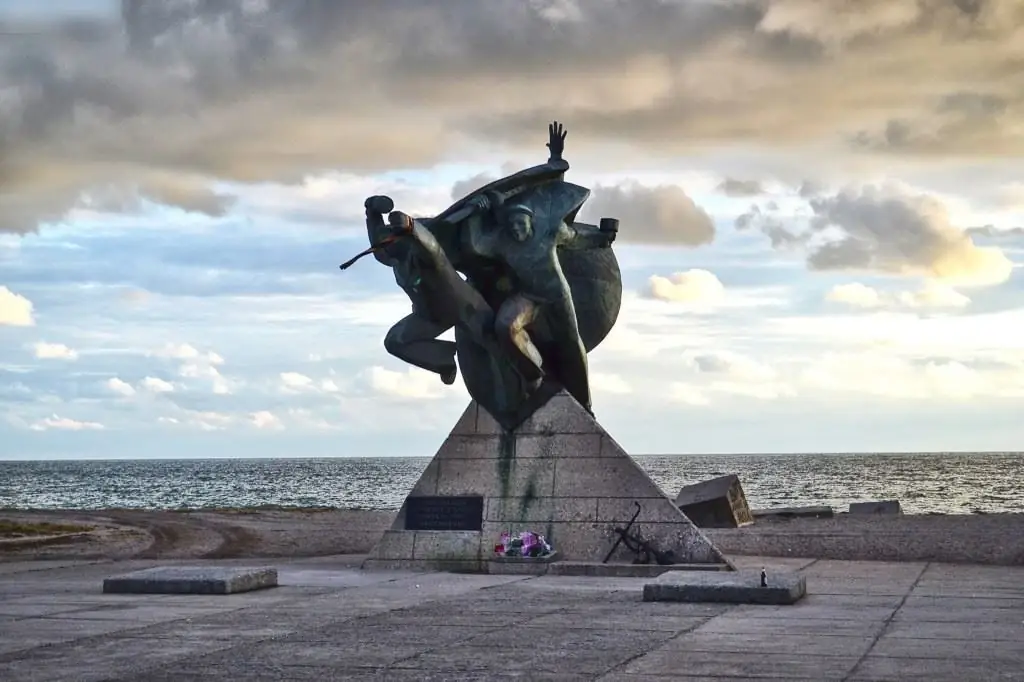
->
(543, 296, 593, 412)
(384, 313, 458, 383)
(494, 295, 544, 384)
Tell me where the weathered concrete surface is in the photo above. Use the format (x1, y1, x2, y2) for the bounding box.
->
(752, 505, 834, 519)
(705, 513, 1024, 566)
(103, 566, 278, 595)
(850, 500, 903, 516)
(1, 555, 1022, 681)
(643, 569, 806, 605)
(365, 393, 731, 572)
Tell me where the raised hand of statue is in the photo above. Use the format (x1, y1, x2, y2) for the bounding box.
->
(547, 120, 567, 161)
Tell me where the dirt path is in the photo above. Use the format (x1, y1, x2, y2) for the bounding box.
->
(0, 508, 395, 562)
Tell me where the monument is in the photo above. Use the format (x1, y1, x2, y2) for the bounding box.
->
(344, 122, 731, 572)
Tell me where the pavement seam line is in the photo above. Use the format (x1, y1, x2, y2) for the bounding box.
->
(380, 602, 566, 673)
(593, 606, 733, 679)
(840, 560, 930, 682)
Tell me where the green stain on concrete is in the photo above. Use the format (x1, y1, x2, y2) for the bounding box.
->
(519, 479, 537, 521)
(497, 429, 515, 503)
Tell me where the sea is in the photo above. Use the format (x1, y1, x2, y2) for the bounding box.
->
(1, 453, 1021, 515)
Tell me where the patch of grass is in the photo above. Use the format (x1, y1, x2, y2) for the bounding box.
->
(0, 520, 94, 538)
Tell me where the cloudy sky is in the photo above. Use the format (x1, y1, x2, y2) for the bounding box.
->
(1, 0, 1022, 459)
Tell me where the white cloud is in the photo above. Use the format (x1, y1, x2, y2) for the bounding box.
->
(211, 376, 233, 395)
(646, 269, 725, 304)
(140, 376, 175, 393)
(249, 410, 284, 430)
(827, 282, 970, 310)
(280, 372, 315, 393)
(189, 411, 233, 432)
(286, 408, 345, 432)
(29, 415, 104, 432)
(0, 286, 34, 326)
(799, 352, 1020, 400)
(898, 283, 971, 309)
(825, 282, 883, 308)
(105, 378, 136, 397)
(684, 350, 795, 401)
(590, 373, 632, 395)
(320, 378, 340, 393)
(362, 366, 445, 400)
(154, 343, 223, 365)
(31, 341, 79, 361)
(688, 351, 779, 383)
(668, 383, 711, 406)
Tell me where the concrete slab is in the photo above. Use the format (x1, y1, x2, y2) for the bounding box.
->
(849, 499, 902, 515)
(643, 570, 807, 605)
(1, 554, 1023, 681)
(102, 566, 278, 595)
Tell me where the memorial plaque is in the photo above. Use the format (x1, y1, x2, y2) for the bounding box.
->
(405, 495, 484, 531)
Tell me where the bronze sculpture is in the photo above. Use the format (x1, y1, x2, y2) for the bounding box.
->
(343, 122, 623, 429)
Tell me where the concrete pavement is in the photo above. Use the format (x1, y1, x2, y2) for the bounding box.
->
(0, 555, 1022, 681)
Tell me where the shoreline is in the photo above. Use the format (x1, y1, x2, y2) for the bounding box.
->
(2, 508, 1022, 566)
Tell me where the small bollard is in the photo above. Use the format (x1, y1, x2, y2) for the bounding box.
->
(760, 568, 767, 587)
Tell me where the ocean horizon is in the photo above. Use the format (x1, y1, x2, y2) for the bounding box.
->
(1, 452, 1021, 515)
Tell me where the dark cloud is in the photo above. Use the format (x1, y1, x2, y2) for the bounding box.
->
(1, 0, 1020, 233)
(576, 182, 715, 246)
(741, 185, 1014, 285)
(966, 225, 1024, 239)
(717, 178, 764, 197)
(735, 205, 806, 249)
(450, 173, 498, 203)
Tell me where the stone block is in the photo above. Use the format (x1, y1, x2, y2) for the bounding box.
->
(372, 530, 416, 558)
(675, 474, 754, 528)
(405, 459, 441, 497)
(553, 456, 660, 498)
(475, 404, 504, 435)
(849, 500, 902, 515)
(449, 403, 479, 435)
(412, 531, 482, 563)
(488, 552, 560, 575)
(514, 433, 602, 459)
(517, 394, 600, 435)
(481, 521, 604, 563)
(596, 496, 688, 524)
(484, 496, 599, 523)
(103, 566, 277, 595)
(435, 434, 501, 460)
(362, 558, 483, 573)
(752, 505, 834, 519)
(436, 456, 555, 498)
(643, 570, 806, 605)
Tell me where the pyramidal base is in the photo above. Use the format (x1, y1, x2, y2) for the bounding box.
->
(363, 390, 734, 573)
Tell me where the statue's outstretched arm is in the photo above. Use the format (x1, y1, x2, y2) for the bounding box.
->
(558, 219, 618, 250)
(365, 196, 398, 266)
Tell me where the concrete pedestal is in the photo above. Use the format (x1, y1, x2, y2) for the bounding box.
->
(103, 566, 278, 595)
(363, 391, 732, 573)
